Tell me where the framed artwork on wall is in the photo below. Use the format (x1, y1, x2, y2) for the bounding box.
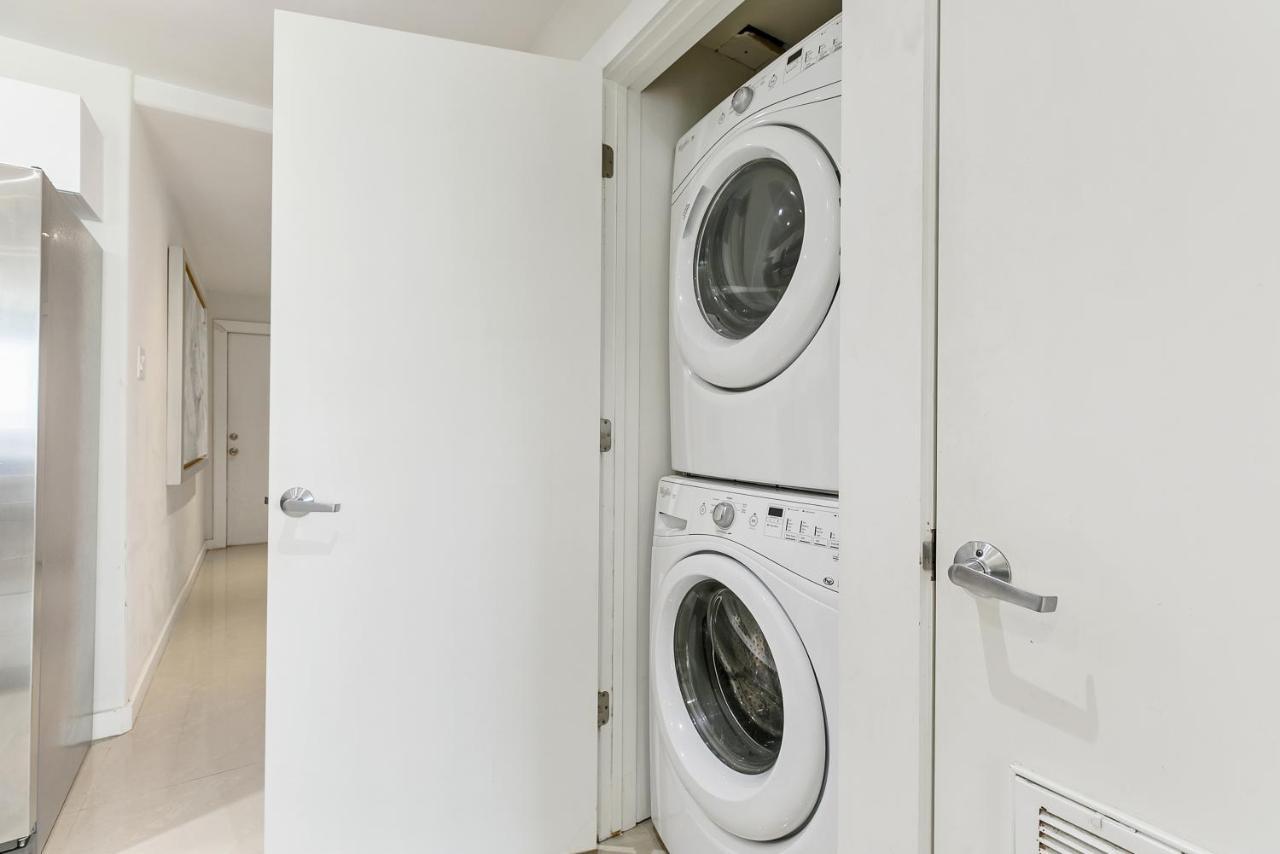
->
(167, 245, 210, 484)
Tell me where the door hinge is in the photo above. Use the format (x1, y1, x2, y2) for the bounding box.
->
(600, 418, 613, 452)
(597, 690, 611, 727)
(602, 143, 615, 179)
(923, 525, 937, 578)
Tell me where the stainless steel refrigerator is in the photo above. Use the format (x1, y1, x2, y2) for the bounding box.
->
(1, 165, 100, 853)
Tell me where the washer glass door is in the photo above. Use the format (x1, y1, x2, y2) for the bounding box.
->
(674, 579, 784, 774)
(652, 551, 827, 841)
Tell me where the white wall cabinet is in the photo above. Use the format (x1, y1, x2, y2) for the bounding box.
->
(0, 76, 103, 219)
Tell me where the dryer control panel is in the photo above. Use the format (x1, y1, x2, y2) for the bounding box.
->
(672, 13, 843, 193)
(655, 476, 840, 590)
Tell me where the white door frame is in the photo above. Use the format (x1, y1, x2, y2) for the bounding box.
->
(837, 1, 938, 852)
(589, 0, 805, 839)
(211, 319, 270, 549)
(590, 0, 940, 847)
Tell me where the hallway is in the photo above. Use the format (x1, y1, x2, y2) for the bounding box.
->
(45, 546, 266, 853)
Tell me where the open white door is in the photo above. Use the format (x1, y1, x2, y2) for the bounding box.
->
(268, 13, 601, 852)
(935, 2, 1280, 852)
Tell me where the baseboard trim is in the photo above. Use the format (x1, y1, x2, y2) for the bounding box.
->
(89, 703, 132, 739)
(131, 542, 208, 715)
(90, 543, 208, 740)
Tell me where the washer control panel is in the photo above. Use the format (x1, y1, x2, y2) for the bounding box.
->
(761, 503, 840, 551)
(655, 476, 840, 590)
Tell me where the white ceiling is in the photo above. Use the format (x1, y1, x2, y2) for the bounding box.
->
(139, 106, 272, 296)
(0, 0, 569, 106)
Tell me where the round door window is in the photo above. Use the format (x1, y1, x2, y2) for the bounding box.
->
(673, 579, 784, 774)
(694, 158, 805, 340)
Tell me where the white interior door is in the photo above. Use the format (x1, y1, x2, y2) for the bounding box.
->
(935, 2, 1280, 852)
(226, 331, 269, 546)
(268, 12, 602, 852)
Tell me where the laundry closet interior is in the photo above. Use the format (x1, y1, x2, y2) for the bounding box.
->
(595, 0, 843, 847)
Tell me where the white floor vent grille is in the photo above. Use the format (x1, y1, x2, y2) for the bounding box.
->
(1038, 807, 1134, 854)
(1014, 773, 1194, 854)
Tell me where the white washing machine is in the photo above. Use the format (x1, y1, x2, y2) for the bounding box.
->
(650, 476, 837, 853)
(670, 16, 842, 494)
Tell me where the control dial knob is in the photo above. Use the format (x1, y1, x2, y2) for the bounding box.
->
(731, 85, 754, 114)
(712, 501, 735, 529)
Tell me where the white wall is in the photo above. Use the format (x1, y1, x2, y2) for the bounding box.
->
(0, 36, 135, 731)
(123, 111, 209, 707)
(1, 37, 212, 737)
(530, 0, 633, 60)
(206, 290, 269, 324)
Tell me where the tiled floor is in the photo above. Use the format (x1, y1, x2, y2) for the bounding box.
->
(44, 544, 662, 853)
(44, 545, 266, 854)
(596, 821, 666, 854)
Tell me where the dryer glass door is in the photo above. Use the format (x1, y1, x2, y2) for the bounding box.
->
(673, 124, 839, 390)
(673, 579, 784, 774)
(694, 159, 805, 340)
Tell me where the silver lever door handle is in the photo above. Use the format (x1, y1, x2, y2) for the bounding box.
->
(948, 541, 1058, 613)
(280, 487, 342, 518)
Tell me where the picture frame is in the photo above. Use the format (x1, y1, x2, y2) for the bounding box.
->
(166, 245, 210, 484)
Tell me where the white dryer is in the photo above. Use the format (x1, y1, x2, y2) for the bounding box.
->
(670, 16, 842, 494)
(650, 476, 838, 853)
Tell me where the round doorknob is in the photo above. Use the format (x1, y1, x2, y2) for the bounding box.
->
(712, 501, 735, 529)
(228, 447, 239, 456)
(229, 432, 239, 440)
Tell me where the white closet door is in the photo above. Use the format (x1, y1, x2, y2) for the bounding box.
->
(934, 2, 1280, 852)
(268, 12, 602, 852)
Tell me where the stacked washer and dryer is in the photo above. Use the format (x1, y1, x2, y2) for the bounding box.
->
(650, 14, 842, 854)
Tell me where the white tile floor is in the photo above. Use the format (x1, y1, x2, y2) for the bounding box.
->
(44, 545, 266, 854)
(44, 543, 665, 854)
(595, 821, 666, 854)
